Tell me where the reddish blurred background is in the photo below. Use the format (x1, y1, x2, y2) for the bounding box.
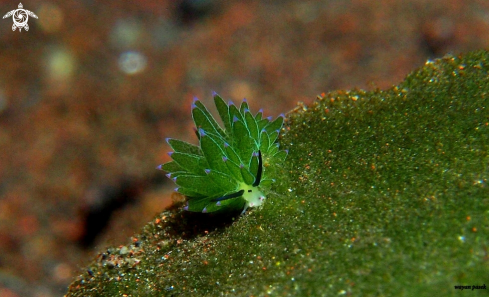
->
(0, 0, 488, 296)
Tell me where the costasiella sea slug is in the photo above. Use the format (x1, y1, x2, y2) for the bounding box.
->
(157, 93, 287, 214)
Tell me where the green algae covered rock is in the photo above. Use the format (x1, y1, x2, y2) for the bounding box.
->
(66, 51, 489, 296)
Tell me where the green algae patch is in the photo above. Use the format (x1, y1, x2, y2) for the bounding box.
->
(66, 51, 489, 296)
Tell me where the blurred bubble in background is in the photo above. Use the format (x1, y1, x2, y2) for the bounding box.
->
(118, 51, 147, 75)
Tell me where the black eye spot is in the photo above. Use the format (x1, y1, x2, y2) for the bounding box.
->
(248, 190, 252, 193)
